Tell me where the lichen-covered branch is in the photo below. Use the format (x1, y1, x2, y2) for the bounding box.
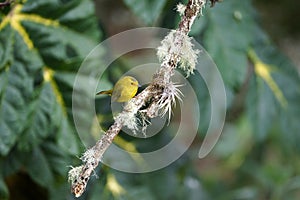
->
(68, 0, 206, 197)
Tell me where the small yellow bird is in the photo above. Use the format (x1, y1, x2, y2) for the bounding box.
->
(96, 76, 139, 102)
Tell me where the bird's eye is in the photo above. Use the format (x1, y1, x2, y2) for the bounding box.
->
(131, 82, 134, 85)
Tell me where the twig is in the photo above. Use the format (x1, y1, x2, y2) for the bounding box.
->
(0, 0, 12, 8)
(68, 0, 206, 197)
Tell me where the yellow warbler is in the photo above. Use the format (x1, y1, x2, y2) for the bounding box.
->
(96, 76, 139, 102)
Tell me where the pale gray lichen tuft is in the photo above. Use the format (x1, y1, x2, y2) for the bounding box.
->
(157, 30, 200, 77)
(115, 111, 138, 134)
(68, 166, 83, 183)
(178, 33, 200, 77)
(81, 148, 97, 164)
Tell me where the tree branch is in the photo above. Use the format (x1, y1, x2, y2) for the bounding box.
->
(68, 0, 206, 197)
(0, 0, 12, 8)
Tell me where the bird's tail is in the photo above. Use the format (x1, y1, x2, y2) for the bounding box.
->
(96, 89, 113, 96)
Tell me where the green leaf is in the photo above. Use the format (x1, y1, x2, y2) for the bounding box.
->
(41, 141, 73, 177)
(0, 0, 101, 197)
(123, 0, 167, 25)
(0, 25, 13, 70)
(56, 115, 79, 155)
(22, 0, 100, 41)
(21, 20, 97, 69)
(0, 26, 43, 156)
(0, 148, 27, 178)
(0, 177, 8, 200)
(202, 0, 256, 87)
(58, 0, 101, 41)
(0, 0, 100, 154)
(26, 147, 54, 187)
(258, 47, 300, 150)
(280, 103, 300, 152)
(247, 44, 300, 141)
(17, 83, 56, 151)
(246, 76, 278, 141)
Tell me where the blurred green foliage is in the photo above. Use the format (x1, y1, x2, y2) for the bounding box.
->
(0, 0, 300, 200)
(0, 0, 101, 199)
